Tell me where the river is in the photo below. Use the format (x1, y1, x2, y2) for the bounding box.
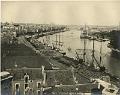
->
(38, 30, 120, 77)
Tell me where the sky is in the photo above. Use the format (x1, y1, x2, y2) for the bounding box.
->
(1, 1, 120, 25)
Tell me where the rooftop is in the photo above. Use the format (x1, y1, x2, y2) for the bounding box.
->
(0, 71, 10, 77)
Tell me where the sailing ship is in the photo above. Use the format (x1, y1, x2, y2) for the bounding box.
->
(80, 25, 91, 39)
(67, 47, 72, 52)
(49, 31, 66, 55)
(77, 33, 106, 72)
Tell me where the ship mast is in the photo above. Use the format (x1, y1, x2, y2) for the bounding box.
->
(92, 34, 105, 71)
(55, 33, 58, 49)
(92, 35, 100, 69)
(99, 33, 105, 71)
(83, 36, 86, 63)
(59, 32, 60, 50)
(83, 25, 86, 63)
(92, 35, 95, 66)
(100, 39, 102, 65)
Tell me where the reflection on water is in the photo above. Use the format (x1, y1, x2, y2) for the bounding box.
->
(107, 51, 120, 77)
(38, 30, 120, 77)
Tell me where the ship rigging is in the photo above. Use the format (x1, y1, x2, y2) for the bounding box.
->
(76, 29, 106, 72)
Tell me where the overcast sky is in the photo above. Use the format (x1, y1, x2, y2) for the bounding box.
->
(1, 1, 120, 25)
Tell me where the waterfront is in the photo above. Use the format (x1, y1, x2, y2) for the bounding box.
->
(38, 30, 120, 77)
(2, 1, 120, 94)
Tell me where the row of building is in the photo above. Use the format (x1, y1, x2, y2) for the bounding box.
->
(1, 65, 120, 95)
(1, 22, 68, 36)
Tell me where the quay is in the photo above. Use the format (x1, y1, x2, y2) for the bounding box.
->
(1, 22, 120, 95)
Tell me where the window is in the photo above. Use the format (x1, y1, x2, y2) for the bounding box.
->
(24, 76, 29, 83)
(24, 73, 29, 83)
(37, 82, 41, 88)
(15, 83, 20, 90)
(15, 83, 20, 95)
(37, 90, 41, 95)
(24, 83, 29, 90)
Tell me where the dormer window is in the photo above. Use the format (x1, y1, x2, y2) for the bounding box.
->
(37, 90, 41, 95)
(15, 83, 20, 90)
(24, 73, 29, 83)
(37, 81, 42, 88)
(24, 83, 29, 90)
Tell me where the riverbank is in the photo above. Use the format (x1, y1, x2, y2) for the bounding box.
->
(27, 36, 80, 68)
(27, 35, 120, 87)
(2, 33, 120, 87)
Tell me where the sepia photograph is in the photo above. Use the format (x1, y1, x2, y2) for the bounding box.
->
(1, 1, 120, 95)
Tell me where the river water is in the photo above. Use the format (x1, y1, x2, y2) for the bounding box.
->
(38, 30, 120, 77)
